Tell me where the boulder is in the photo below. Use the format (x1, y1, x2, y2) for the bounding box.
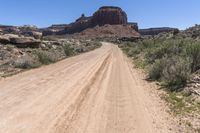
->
(0, 25, 43, 39)
(19, 26, 43, 39)
(0, 34, 40, 48)
(0, 34, 19, 44)
(22, 31, 42, 39)
(0, 35, 10, 44)
(10, 36, 41, 48)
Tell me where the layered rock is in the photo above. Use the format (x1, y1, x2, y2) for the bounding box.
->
(0, 25, 42, 39)
(63, 16, 92, 34)
(91, 6, 127, 26)
(0, 25, 20, 34)
(139, 27, 179, 36)
(19, 25, 42, 39)
(42, 6, 138, 36)
(67, 24, 140, 40)
(182, 24, 200, 38)
(41, 24, 69, 36)
(0, 34, 41, 48)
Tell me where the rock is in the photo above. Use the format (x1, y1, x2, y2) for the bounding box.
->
(0, 28, 3, 34)
(10, 48, 23, 57)
(70, 24, 140, 40)
(0, 25, 43, 39)
(0, 34, 40, 48)
(40, 43, 46, 49)
(182, 24, 200, 38)
(139, 27, 179, 36)
(0, 34, 19, 44)
(19, 26, 43, 39)
(91, 6, 127, 26)
(22, 31, 42, 39)
(42, 6, 139, 36)
(10, 36, 41, 48)
(41, 24, 69, 36)
(0, 25, 20, 34)
(0, 35, 10, 44)
(63, 16, 92, 34)
(52, 45, 57, 49)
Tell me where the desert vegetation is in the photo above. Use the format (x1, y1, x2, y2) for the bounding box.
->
(0, 39, 101, 77)
(121, 36, 200, 90)
(120, 30, 200, 131)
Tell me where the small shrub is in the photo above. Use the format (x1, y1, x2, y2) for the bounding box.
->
(134, 58, 148, 69)
(162, 56, 191, 90)
(146, 47, 166, 64)
(186, 41, 200, 72)
(35, 51, 55, 65)
(14, 56, 39, 69)
(149, 56, 191, 90)
(63, 45, 74, 56)
(149, 59, 165, 80)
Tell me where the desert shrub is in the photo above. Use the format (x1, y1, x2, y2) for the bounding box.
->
(121, 37, 197, 90)
(149, 59, 165, 80)
(14, 56, 40, 69)
(186, 41, 200, 72)
(127, 49, 136, 57)
(92, 41, 102, 48)
(146, 47, 167, 63)
(63, 45, 74, 56)
(149, 56, 191, 90)
(161, 56, 191, 90)
(145, 38, 188, 64)
(35, 51, 56, 65)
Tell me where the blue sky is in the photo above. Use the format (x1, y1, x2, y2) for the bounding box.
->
(0, 0, 200, 29)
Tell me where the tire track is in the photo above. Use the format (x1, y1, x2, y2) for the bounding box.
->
(0, 43, 175, 133)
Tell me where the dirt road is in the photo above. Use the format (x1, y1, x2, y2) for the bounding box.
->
(0, 43, 174, 133)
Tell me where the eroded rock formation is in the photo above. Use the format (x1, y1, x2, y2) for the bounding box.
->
(91, 6, 127, 26)
(42, 6, 138, 36)
(139, 27, 179, 36)
(0, 34, 41, 48)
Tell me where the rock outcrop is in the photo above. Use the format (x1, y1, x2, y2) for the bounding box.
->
(181, 24, 200, 38)
(0, 25, 42, 39)
(91, 6, 127, 26)
(66, 24, 140, 40)
(41, 24, 69, 36)
(0, 34, 41, 48)
(0, 25, 20, 34)
(139, 27, 179, 36)
(42, 6, 139, 36)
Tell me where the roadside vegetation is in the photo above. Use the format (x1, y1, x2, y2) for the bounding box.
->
(120, 33, 200, 131)
(0, 40, 102, 77)
(121, 37, 200, 90)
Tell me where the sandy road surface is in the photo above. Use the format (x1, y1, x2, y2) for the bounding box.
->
(0, 43, 174, 133)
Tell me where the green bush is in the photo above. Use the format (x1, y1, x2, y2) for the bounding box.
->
(149, 59, 165, 80)
(149, 56, 191, 90)
(14, 57, 40, 69)
(121, 37, 197, 91)
(161, 56, 191, 90)
(36, 51, 55, 65)
(186, 41, 200, 72)
(63, 45, 74, 56)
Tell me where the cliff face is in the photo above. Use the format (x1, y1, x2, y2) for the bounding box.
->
(91, 6, 127, 26)
(139, 27, 179, 36)
(0, 25, 42, 39)
(42, 6, 138, 36)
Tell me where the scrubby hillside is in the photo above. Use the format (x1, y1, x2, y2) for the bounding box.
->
(119, 26, 200, 132)
(0, 29, 101, 77)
